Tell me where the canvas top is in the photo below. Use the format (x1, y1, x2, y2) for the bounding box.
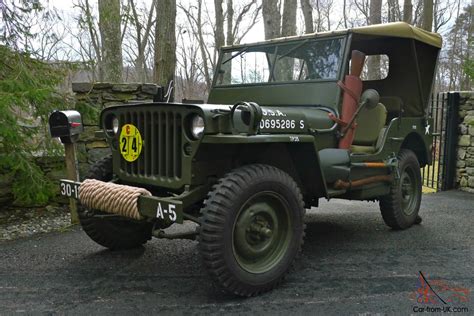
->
(223, 22, 442, 49)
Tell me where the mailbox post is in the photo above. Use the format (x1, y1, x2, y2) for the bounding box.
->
(48, 110, 84, 224)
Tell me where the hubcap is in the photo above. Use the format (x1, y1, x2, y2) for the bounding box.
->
(400, 167, 418, 216)
(233, 192, 292, 273)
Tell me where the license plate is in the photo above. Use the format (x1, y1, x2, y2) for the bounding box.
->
(59, 180, 80, 199)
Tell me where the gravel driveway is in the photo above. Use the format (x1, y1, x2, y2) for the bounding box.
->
(0, 190, 472, 315)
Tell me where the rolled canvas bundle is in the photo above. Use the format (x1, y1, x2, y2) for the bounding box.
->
(335, 50, 366, 149)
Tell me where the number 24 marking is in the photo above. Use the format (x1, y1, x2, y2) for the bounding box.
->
(121, 137, 137, 153)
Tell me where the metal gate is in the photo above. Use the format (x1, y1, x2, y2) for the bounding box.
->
(422, 92, 460, 192)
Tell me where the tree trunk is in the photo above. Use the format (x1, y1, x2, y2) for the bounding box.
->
(154, 0, 176, 91)
(226, 0, 234, 45)
(223, 0, 234, 84)
(262, 0, 281, 39)
(422, 0, 433, 31)
(343, 0, 348, 29)
(280, 0, 297, 81)
(197, 0, 211, 89)
(300, 0, 314, 34)
(369, 0, 382, 24)
(282, 0, 297, 37)
(387, 0, 400, 22)
(214, 0, 225, 50)
(368, 0, 382, 78)
(314, 0, 323, 32)
(403, 0, 413, 24)
(98, 0, 123, 82)
(459, 4, 472, 90)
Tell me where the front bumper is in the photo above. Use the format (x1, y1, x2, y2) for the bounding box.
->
(59, 179, 184, 223)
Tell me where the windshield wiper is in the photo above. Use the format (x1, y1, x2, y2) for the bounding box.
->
(277, 40, 309, 60)
(222, 47, 249, 64)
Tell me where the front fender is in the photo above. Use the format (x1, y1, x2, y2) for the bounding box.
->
(201, 134, 329, 203)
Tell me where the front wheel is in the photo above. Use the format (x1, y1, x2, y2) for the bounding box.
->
(79, 156, 153, 250)
(198, 164, 305, 296)
(379, 149, 422, 230)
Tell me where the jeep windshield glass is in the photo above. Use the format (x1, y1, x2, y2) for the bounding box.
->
(215, 38, 344, 86)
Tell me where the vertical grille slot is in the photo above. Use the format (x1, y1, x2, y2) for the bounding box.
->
(145, 111, 151, 176)
(119, 108, 183, 181)
(175, 114, 182, 178)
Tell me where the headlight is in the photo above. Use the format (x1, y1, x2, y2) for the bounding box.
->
(191, 115, 205, 139)
(112, 117, 119, 134)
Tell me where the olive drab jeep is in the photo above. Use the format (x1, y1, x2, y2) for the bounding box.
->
(51, 22, 442, 296)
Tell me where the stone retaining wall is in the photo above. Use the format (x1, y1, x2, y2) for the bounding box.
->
(456, 91, 474, 192)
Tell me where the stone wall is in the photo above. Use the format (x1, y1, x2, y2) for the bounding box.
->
(456, 91, 474, 193)
(72, 82, 160, 179)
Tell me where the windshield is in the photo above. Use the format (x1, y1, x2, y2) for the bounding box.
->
(215, 37, 344, 86)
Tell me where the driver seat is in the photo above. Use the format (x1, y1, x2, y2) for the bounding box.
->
(351, 103, 387, 154)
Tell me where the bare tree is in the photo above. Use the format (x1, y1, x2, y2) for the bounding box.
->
(353, 0, 371, 25)
(343, 0, 349, 28)
(175, 24, 206, 100)
(282, 0, 297, 36)
(226, 0, 234, 45)
(179, 0, 212, 89)
(99, 0, 123, 82)
(128, 0, 156, 82)
(214, 0, 225, 50)
(154, 0, 176, 89)
(368, 0, 382, 78)
(433, 0, 456, 32)
(369, 0, 382, 24)
(422, 0, 434, 31)
(262, 0, 281, 39)
(387, 0, 401, 22)
(231, 0, 261, 44)
(403, 0, 413, 23)
(178, 0, 261, 93)
(301, 0, 314, 33)
(321, 0, 335, 30)
(75, 0, 103, 80)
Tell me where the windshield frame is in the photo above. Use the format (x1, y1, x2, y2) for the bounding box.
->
(212, 35, 348, 88)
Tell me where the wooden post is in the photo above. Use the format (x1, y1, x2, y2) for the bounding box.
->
(64, 143, 79, 224)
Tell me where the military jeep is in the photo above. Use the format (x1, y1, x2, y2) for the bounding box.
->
(53, 22, 442, 296)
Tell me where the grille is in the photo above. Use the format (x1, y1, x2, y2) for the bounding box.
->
(119, 109, 182, 180)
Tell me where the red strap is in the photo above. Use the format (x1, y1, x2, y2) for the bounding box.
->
(328, 112, 347, 126)
(337, 80, 359, 103)
(328, 113, 357, 131)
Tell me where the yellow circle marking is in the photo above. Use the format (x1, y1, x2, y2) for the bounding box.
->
(119, 124, 143, 162)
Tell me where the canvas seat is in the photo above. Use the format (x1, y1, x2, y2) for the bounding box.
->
(351, 103, 387, 154)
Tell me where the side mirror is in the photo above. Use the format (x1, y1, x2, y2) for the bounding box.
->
(360, 89, 380, 110)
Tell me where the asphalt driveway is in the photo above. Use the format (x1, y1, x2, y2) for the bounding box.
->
(0, 190, 472, 315)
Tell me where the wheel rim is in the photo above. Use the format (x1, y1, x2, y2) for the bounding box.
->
(400, 166, 418, 216)
(232, 191, 292, 274)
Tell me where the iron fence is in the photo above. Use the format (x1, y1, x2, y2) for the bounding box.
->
(421, 92, 460, 191)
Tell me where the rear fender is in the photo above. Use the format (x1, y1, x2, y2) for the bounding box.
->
(401, 132, 431, 167)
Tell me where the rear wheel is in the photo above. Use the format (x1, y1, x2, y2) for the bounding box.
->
(379, 149, 422, 230)
(198, 164, 305, 296)
(79, 156, 153, 250)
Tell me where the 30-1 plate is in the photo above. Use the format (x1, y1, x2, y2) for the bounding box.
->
(59, 180, 80, 199)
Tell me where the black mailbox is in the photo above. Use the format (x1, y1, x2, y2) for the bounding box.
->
(49, 110, 83, 143)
